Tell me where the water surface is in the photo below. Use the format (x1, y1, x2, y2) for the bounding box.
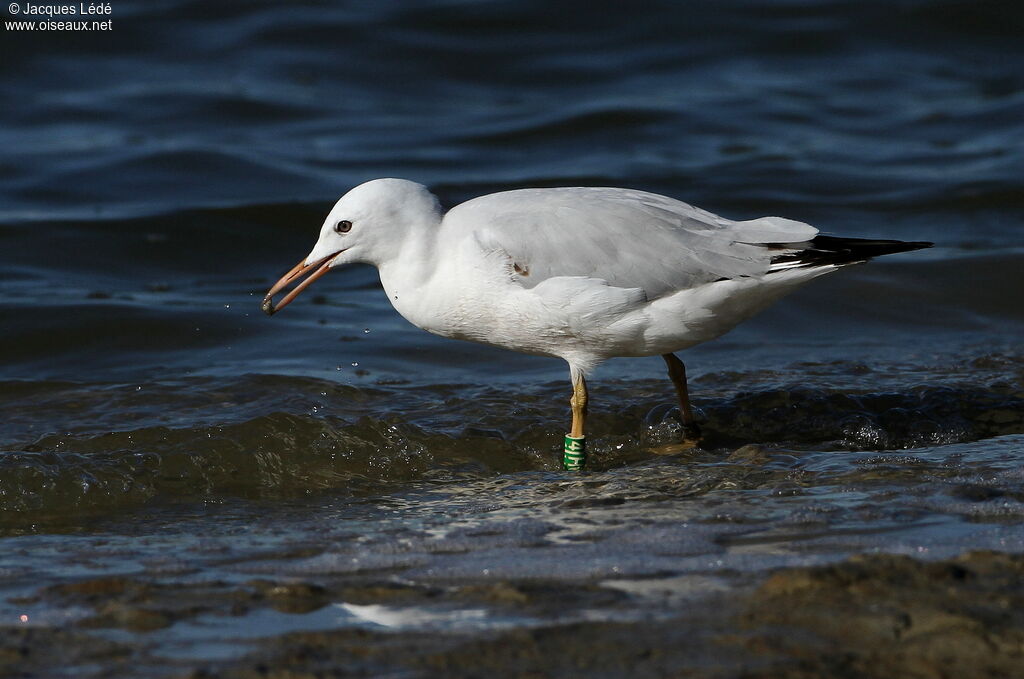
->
(2, 1, 1023, 675)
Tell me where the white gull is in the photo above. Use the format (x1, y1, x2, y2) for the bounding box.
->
(263, 178, 931, 468)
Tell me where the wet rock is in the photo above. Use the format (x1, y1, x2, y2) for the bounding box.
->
(336, 581, 442, 605)
(455, 581, 531, 605)
(81, 602, 172, 632)
(16, 552, 1022, 678)
(49, 576, 149, 603)
(0, 626, 130, 674)
(740, 552, 1024, 679)
(726, 444, 770, 464)
(416, 623, 718, 679)
(246, 579, 330, 614)
(203, 628, 449, 679)
(199, 620, 728, 679)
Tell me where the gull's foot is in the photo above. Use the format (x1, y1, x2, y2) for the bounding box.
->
(641, 403, 704, 451)
(681, 420, 702, 444)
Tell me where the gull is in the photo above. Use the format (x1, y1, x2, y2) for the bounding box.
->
(263, 178, 931, 469)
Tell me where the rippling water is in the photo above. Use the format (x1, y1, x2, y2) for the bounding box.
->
(2, 0, 1023, 675)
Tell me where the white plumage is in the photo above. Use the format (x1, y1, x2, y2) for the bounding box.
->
(264, 178, 930, 458)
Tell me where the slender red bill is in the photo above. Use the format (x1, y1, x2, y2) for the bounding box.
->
(262, 252, 341, 316)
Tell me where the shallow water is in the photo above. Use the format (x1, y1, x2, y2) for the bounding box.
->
(2, 0, 1023, 676)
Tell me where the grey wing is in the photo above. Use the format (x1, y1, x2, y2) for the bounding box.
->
(449, 187, 819, 298)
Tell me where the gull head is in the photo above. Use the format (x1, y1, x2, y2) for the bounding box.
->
(262, 178, 440, 315)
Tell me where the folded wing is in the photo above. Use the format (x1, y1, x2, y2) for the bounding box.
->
(448, 186, 819, 299)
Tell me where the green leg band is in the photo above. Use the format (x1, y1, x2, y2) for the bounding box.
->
(563, 435, 586, 471)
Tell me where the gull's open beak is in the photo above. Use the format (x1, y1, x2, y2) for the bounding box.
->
(262, 252, 342, 316)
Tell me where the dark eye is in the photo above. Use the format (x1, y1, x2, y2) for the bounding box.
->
(334, 220, 352, 234)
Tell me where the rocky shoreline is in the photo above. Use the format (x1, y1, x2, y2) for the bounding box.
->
(4, 550, 1022, 678)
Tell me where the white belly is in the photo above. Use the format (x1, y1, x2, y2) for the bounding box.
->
(378, 253, 836, 368)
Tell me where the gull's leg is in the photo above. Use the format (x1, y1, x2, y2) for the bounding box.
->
(569, 370, 588, 438)
(564, 367, 588, 470)
(662, 353, 701, 442)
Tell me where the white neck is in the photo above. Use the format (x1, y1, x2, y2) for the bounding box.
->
(374, 213, 444, 331)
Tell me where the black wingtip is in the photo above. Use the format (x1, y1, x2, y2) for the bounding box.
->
(771, 236, 933, 270)
(813, 235, 933, 258)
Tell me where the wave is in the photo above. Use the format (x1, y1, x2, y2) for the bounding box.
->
(1, 368, 1020, 532)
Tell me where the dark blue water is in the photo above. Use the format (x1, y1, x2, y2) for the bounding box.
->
(2, 1, 1023, 675)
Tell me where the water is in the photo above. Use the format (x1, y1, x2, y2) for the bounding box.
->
(2, 1, 1023, 676)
